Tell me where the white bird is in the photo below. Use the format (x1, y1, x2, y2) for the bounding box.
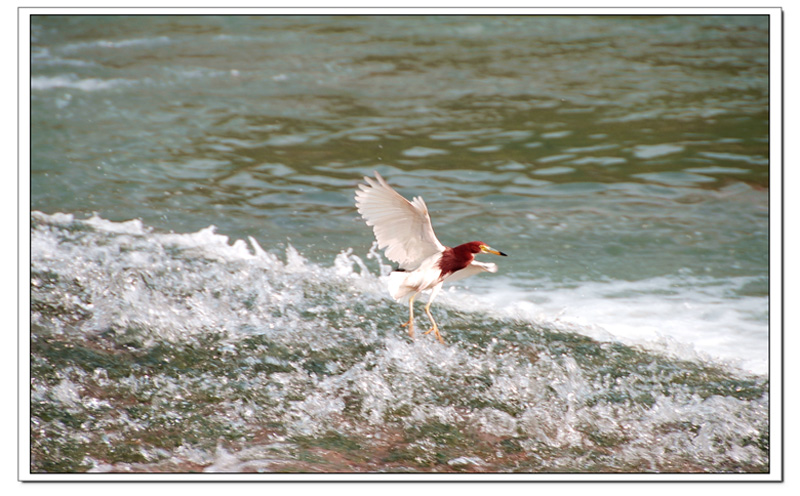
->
(355, 171, 507, 343)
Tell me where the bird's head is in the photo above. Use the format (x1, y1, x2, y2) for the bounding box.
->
(440, 241, 508, 276)
(470, 241, 508, 257)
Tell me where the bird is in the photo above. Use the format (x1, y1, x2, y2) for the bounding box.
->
(355, 171, 507, 343)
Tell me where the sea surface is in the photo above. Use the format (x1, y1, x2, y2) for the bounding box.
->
(29, 15, 770, 474)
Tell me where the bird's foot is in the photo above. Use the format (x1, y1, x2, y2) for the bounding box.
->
(424, 326, 444, 344)
(400, 319, 415, 338)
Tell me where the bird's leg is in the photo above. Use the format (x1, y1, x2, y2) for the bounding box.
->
(400, 292, 417, 338)
(423, 303, 444, 344)
(422, 283, 444, 344)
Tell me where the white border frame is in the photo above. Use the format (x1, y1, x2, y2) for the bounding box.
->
(18, 6, 783, 483)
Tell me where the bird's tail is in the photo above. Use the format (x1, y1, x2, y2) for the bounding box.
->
(388, 271, 416, 302)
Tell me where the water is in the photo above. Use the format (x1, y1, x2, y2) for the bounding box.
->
(29, 15, 770, 474)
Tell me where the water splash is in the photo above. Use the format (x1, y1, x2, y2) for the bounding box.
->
(30, 212, 768, 473)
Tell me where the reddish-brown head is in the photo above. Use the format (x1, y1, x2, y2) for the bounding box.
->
(461, 241, 486, 254)
(463, 241, 507, 257)
(438, 241, 507, 277)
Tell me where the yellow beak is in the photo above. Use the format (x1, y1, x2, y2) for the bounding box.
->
(481, 245, 508, 257)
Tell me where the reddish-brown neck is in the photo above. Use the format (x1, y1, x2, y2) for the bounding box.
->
(438, 241, 484, 277)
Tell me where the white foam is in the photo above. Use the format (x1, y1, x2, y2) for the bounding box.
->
(83, 214, 148, 235)
(31, 74, 136, 92)
(30, 211, 767, 377)
(443, 275, 768, 376)
(61, 36, 172, 52)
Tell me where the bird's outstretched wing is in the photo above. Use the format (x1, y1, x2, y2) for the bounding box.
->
(355, 172, 446, 270)
(443, 260, 497, 283)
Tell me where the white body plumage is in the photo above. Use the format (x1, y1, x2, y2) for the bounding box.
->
(388, 252, 498, 302)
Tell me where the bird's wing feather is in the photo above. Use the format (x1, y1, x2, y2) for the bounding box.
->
(442, 260, 497, 284)
(355, 172, 446, 269)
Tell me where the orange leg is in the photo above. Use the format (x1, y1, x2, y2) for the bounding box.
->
(421, 283, 444, 344)
(400, 292, 417, 338)
(422, 302, 444, 344)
